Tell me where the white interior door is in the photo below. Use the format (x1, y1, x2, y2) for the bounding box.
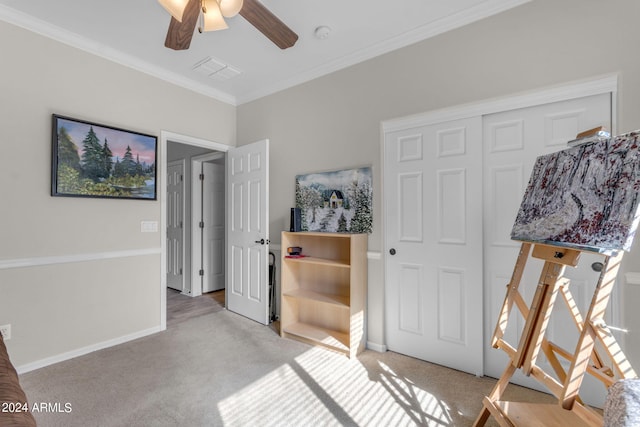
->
(483, 93, 612, 406)
(226, 139, 270, 325)
(167, 160, 184, 292)
(202, 161, 225, 293)
(384, 117, 484, 376)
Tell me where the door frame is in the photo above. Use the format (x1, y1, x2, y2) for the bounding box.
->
(159, 131, 231, 330)
(382, 74, 617, 133)
(381, 74, 619, 360)
(191, 151, 226, 297)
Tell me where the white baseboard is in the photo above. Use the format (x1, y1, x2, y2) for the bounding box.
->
(16, 326, 162, 374)
(626, 272, 640, 286)
(366, 341, 387, 353)
(367, 251, 382, 260)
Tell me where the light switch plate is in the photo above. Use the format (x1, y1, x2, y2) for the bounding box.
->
(140, 221, 158, 233)
(0, 324, 11, 340)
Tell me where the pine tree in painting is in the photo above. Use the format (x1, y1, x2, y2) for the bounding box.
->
(348, 180, 373, 233)
(296, 179, 324, 231)
(102, 139, 113, 177)
(57, 126, 81, 171)
(81, 127, 104, 180)
(113, 157, 123, 178)
(295, 177, 308, 230)
(135, 153, 144, 175)
(120, 145, 137, 176)
(337, 212, 348, 232)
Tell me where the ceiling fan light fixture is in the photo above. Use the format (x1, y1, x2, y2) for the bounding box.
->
(202, 0, 229, 31)
(218, 0, 243, 18)
(158, 0, 190, 22)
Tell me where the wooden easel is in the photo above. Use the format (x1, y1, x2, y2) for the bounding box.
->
(474, 241, 637, 426)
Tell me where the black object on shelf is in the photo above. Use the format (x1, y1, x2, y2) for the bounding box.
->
(290, 207, 301, 232)
(287, 246, 302, 256)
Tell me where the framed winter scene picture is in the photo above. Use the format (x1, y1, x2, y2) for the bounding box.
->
(51, 114, 157, 200)
(511, 130, 640, 252)
(295, 166, 373, 233)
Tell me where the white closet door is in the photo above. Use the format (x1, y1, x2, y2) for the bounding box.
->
(384, 117, 484, 376)
(482, 93, 612, 406)
(202, 161, 225, 292)
(167, 161, 185, 292)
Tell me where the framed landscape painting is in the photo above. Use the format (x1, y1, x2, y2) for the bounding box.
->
(51, 115, 157, 200)
(511, 130, 640, 252)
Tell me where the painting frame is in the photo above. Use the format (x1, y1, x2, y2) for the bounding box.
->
(295, 166, 373, 234)
(51, 114, 158, 200)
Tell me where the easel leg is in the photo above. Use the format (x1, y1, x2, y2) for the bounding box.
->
(473, 364, 517, 426)
(492, 243, 531, 348)
(561, 251, 624, 409)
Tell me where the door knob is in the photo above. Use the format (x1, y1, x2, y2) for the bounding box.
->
(255, 239, 265, 245)
(389, 248, 396, 255)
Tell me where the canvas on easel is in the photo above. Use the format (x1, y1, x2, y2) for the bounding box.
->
(475, 130, 640, 427)
(512, 130, 640, 252)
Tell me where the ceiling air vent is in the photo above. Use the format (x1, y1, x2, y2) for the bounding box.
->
(192, 57, 242, 81)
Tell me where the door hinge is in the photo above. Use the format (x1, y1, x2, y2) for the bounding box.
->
(199, 173, 204, 181)
(180, 174, 184, 182)
(179, 268, 183, 275)
(199, 221, 204, 228)
(199, 269, 204, 276)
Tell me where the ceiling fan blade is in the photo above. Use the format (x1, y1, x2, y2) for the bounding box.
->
(239, 0, 298, 50)
(164, 0, 201, 50)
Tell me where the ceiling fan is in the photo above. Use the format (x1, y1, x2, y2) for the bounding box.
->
(158, 0, 298, 50)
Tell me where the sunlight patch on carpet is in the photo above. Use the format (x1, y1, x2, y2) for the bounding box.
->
(218, 347, 453, 426)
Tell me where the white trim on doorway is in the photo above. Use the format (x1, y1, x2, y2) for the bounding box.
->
(159, 131, 231, 331)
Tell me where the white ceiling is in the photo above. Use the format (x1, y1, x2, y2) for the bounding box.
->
(0, 0, 528, 105)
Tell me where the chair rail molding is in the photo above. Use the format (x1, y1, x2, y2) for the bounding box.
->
(0, 248, 161, 270)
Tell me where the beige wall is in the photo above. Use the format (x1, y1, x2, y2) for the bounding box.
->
(0, 20, 235, 367)
(237, 0, 640, 365)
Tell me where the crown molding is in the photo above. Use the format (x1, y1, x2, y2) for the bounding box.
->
(235, 0, 532, 104)
(0, 4, 238, 106)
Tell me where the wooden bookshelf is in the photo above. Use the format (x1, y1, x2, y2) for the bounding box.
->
(280, 232, 367, 358)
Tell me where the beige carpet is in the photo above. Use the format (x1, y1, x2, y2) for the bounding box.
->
(18, 309, 554, 426)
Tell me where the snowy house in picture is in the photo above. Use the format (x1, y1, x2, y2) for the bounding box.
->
(328, 190, 344, 209)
